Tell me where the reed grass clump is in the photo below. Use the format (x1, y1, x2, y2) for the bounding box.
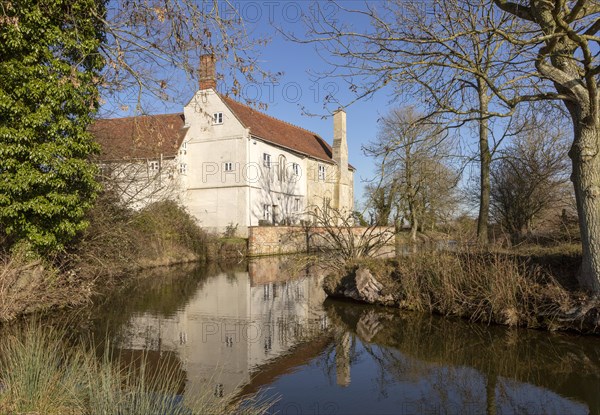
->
(326, 249, 575, 329)
(0, 324, 86, 415)
(0, 323, 272, 415)
(390, 250, 571, 327)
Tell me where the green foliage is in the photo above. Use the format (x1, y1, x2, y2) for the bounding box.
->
(353, 210, 369, 226)
(0, 0, 105, 253)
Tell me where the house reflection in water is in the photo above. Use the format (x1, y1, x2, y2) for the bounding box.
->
(104, 256, 596, 414)
(116, 257, 331, 403)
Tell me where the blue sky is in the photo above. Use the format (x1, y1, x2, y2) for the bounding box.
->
(97, 1, 579, 224)
(98, 1, 570, 215)
(220, 1, 399, 206)
(243, 8, 396, 207)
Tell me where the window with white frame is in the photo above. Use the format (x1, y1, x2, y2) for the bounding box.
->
(224, 162, 233, 172)
(292, 162, 300, 176)
(213, 112, 223, 124)
(294, 198, 301, 212)
(179, 163, 187, 174)
(148, 160, 160, 172)
(263, 204, 272, 221)
(179, 141, 187, 155)
(263, 153, 271, 168)
(318, 164, 326, 181)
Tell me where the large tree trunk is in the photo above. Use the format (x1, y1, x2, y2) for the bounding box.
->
(410, 207, 418, 242)
(491, 0, 600, 294)
(570, 122, 600, 292)
(477, 82, 491, 245)
(478, 147, 491, 244)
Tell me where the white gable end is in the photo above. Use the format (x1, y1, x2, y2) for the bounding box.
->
(183, 89, 247, 142)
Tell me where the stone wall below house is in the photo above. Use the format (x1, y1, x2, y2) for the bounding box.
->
(247, 226, 306, 256)
(247, 226, 394, 257)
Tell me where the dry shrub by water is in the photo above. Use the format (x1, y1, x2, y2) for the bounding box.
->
(389, 250, 571, 327)
(0, 323, 273, 415)
(0, 251, 93, 322)
(132, 200, 209, 262)
(74, 195, 209, 277)
(0, 195, 213, 322)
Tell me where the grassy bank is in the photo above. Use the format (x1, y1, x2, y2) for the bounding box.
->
(0, 195, 212, 322)
(0, 323, 272, 414)
(324, 245, 600, 333)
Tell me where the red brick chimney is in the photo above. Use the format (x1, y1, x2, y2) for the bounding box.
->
(199, 54, 216, 90)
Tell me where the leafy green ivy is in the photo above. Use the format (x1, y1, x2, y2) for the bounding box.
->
(0, 0, 105, 253)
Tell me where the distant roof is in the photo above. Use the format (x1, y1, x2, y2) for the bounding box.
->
(220, 95, 340, 165)
(90, 113, 185, 161)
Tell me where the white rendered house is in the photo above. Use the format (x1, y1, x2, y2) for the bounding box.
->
(91, 56, 354, 237)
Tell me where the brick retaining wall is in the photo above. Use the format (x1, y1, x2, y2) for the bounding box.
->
(247, 226, 394, 257)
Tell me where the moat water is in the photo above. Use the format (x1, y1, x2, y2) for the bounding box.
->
(73, 257, 600, 414)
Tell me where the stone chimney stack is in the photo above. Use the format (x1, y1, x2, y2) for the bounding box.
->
(333, 108, 348, 173)
(199, 54, 216, 90)
(333, 108, 350, 210)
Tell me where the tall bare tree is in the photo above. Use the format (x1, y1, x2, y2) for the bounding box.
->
(97, 0, 273, 113)
(488, 0, 600, 291)
(364, 107, 459, 242)
(296, 0, 528, 244)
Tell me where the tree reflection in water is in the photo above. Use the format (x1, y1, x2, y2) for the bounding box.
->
(323, 299, 596, 415)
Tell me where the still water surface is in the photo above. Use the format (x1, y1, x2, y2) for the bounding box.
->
(82, 257, 600, 415)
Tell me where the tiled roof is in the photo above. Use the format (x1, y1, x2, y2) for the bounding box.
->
(220, 95, 336, 164)
(89, 113, 186, 161)
(90, 97, 353, 169)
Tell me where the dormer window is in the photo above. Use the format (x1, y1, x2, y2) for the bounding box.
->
(263, 153, 271, 168)
(213, 112, 223, 125)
